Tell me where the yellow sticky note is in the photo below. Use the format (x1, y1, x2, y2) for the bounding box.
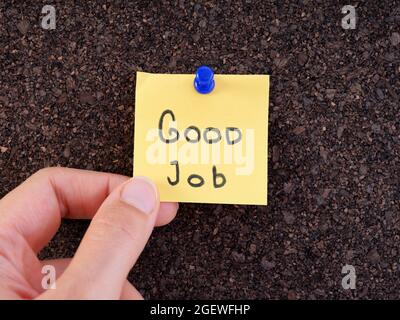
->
(134, 71, 269, 205)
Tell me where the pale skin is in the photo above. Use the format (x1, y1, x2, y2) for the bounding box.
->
(0, 167, 178, 299)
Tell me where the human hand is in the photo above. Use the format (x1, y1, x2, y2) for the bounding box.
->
(0, 167, 178, 299)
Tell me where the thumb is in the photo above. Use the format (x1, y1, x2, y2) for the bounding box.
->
(48, 176, 160, 299)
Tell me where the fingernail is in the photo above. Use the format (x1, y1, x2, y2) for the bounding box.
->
(120, 177, 157, 214)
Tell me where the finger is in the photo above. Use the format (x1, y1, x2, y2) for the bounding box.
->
(158, 202, 179, 226)
(41, 258, 71, 277)
(0, 168, 127, 252)
(47, 177, 159, 299)
(39, 259, 143, 300)
(0, 167, 178, 253)
(121, 281, 143, 300)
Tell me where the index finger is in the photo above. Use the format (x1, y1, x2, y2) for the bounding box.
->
(0, 167, 178, 253)
(0, 167, 128, 252)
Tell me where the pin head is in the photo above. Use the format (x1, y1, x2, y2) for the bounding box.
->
(194, 66, 215, 94)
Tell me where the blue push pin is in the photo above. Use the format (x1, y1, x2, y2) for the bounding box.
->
(194, 66, 215, 94)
